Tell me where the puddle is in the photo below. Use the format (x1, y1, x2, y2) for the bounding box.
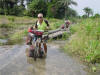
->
(0, 42, 99, 75)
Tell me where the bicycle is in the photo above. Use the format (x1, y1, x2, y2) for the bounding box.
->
(31, 30, 49, 61)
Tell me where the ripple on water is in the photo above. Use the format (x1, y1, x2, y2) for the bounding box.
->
(0, 43, 99, 75)
(0, 39, 7, 43)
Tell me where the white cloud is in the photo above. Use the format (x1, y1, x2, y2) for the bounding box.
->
(70, 0, 100, 16)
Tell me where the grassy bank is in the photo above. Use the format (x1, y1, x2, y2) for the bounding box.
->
(64, 18, 100, 64)
(0, 15, 35, 44)
(8, 18, 64, 44)
(0, 15, 65, 45)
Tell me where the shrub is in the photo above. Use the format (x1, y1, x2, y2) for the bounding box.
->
(0, 8, 4, 14)
(47, 4, 56, 18)
(8, 17, 15, 22)
(93, 14, 100, 18)
(27, 0, 47, 17)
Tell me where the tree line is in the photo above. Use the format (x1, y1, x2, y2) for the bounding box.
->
(0, 0, 100, 19)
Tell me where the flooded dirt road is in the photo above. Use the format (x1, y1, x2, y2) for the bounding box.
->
(0, 42, 98, 75)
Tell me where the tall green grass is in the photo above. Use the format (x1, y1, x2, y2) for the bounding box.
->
(7, 29, 28, 44)
(0, 15, 36, 24)
(8, 18, 64, 44)
(0, 15, 68, 45)
(64, 18, 100, 63)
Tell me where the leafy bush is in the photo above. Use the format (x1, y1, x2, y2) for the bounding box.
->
(0, 8, 4, 15)
(0, 5, 25, 16)
(47, 3, 65, 19)
(62, 32, 70, 40)
(47, 4, 56, 18)
(8, 17, 15, 22)
(27, 0, 47, 17)
(9, 5, 25, 16)
(94, 14, 100, 18)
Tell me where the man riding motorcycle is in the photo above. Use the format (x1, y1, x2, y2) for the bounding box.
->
(27, 13, 49, 56)
(35, 13, 49, 54)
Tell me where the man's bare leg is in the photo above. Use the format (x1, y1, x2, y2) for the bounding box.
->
(43, 43, 47, 54)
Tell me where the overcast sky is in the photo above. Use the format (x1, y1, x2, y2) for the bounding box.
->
(70, 0, 100, 16)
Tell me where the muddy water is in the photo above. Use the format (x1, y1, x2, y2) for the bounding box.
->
(0, 39, 7, 43)
(0, 42, 99, 75)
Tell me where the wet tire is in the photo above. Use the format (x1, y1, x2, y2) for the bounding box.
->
(29, 50, 34, 57)
(39, 48, 45, 58)
(40, 50, 44, 58)
(34, 51, 37, 61)
(34, 47, 38, 61)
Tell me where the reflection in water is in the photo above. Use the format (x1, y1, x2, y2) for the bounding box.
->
(25, 44, 88, 75)
(0, 43, 99, 75)
(25, 48, 46, 75)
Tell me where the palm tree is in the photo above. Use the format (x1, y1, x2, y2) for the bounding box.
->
(58, 0, 77, 20)
(83, 7, 93, 18)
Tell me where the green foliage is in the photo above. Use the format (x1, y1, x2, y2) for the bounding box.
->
(0, 0, 25, 16)
(64, 18, 100, 63)
(82, 15, 87, 18)
(0, 42, 3, 46)
(27, 0, 47, 17)
(58, 0, 77, 19)
(70, 25, 77, 34)
(9, 5, 25, 16)
(0, 8, 4, 15)
(91, 14, 100, 19)
(47, 2, 65, 19)
(47, 3, 77, 19)
(69, 17, 78, 23)
(0, 15, 65, 45)
(8, 17, 15, 22)
(66, 8, 78, 18)
(0, 24, 14, 28)
(92, 66, 97, 72)
(50, 19, 64, 30)
(62, 32, 70, 40)
(47, 4, 56, 18)
(94, 14, 100, 18)
(0, 0, 78, 18)
(8, 29, 28, 44)
(83, 7, 93, 17)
